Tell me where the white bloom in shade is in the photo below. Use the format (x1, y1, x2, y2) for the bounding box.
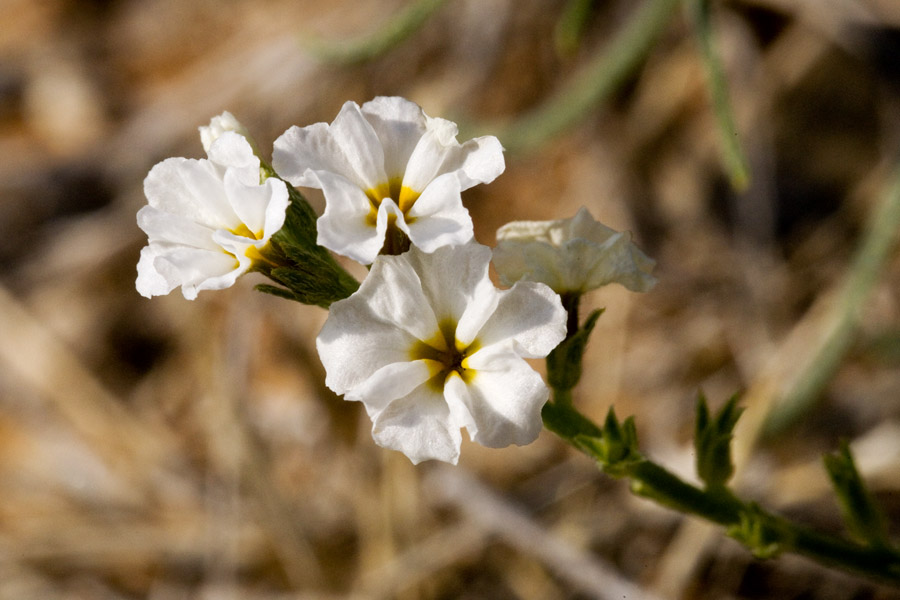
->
(136, 131, 289, 300)
(273, 96, 505, 264)
(199, 111, 257, 155)
(317, 243, 566, 464)
(493, 207, 657, 295)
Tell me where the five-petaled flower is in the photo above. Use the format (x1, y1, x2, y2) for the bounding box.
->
(492, 206, 657, 295)
(272, 96, 505, 264)
(136, 124, 289, 300)
(316, 243, 567, 464)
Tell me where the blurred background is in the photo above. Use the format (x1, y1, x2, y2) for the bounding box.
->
(1, 0, 900, 598)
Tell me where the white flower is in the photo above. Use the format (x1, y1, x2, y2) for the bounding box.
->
(199, 111, 257, 155)
(136, 131, 289, 300)
(317, 243, 566, 464)
(492, 207, 657, 295)
(272, 96, 505, 264)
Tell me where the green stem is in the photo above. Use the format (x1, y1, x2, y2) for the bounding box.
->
(544, 397, 900, 584)
(554, 0, 597, 57)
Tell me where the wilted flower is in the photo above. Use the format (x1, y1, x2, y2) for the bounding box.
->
(317, 243, 566, 464)
(492, 207, 657, 295)
(273, 96, 505, 264)
(136, 130, 289, 300)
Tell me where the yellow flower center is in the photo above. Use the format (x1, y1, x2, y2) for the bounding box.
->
(410, 319, 480, 392)
(224, 223, 270, 267)
(229, 223, 263, 240)
(365, 176, 421, 226)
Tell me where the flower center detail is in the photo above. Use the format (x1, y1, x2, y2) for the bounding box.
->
(223, 223, 270, 267)
(365, 176, 421, 226)
(410, 319, 480, 392)
(229, 223, 263, 240)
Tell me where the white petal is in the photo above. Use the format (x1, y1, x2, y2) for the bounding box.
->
(317, 283, 427, 395)
(579, 235, 658, 292)
(261, 178, 291, 239)
(200, 111, 255, 154)
(473, 281, 566, 358)
(491, 240, 533, 287)
(222, 169, 269, 236)
(206, 131, 260, 186)
(445, 352, 548, 448)
(136, 245, 177, 298)
(273, 102, 387, 191)
(402, 119, 504, 193)
(309, 170, 382, 263)
(345, 360, 433, 415)
(150, 246, 242, 300)
(329, 100, 388, 189)
(221, 170, 289, 240)
(136, 205, 219, 251)
(273, 123, 349, 186)
(360, 96, 427, 179)
(371, 385, 461, 464)
(352, 251, 441, 341)
(405, 173, 473, 252)
(144, 157, 238, 230)
(403, 243, 495, 327)
(450, 134, 505, 191)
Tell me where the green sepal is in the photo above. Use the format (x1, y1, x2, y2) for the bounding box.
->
(270, 186, 319, 250)
(573, 407, 642, 476)
(546, 308, 603, 392)
(727, 503, 783, 559)
(254, 284, 302, 303)
(824, 441, 892, 549)
(694, 392, 743, 490)
(252, 185, 359, 308)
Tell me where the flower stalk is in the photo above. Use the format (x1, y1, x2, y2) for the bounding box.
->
(543, 312, 900, 585)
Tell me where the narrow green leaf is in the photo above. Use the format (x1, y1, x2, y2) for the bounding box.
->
(546, 308, 603, 393)
(687, 0, 751, 191)
(824, 441, 891, 549)
(694, 393, 743, 489)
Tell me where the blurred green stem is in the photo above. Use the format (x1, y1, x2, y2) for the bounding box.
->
(302, 0, 447, 64)
(554, 0, 597, 57)
(500, 0, 680, 153)
(764, 167, 900, 436)
(687, 0, 751, 191)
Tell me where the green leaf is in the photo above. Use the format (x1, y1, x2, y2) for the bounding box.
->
(687, 0, 750, 191)
(824, 441, 892, 549)
(573, 407, 642, 476)
(546, 308, 603, 393)
(694, 392, 743, 489)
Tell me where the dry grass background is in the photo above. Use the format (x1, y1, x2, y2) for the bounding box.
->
(1, 0, 900, 598)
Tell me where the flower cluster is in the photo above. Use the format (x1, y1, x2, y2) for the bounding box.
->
(136, 129, 289, 300)
(136, 97, 656, 463)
